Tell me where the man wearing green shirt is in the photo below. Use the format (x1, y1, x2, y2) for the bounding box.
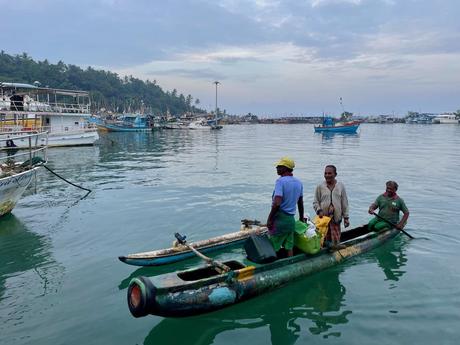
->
(368, 181, 410, 231)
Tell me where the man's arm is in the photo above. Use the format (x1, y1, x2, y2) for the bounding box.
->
(313, 185, 321, 213)
(267, 196, 282, 229)
(397, 200, 410, 229)
(341, 185, 350, 227)
(397, 211, 409, 230)
(297, 196, 304, 222)
(368, 196, 380, 214)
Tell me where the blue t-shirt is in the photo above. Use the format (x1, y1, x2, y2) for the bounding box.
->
(273, 175, 303, 215)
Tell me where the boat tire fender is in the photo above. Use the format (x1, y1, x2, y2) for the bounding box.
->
(127, 276, 156, 317)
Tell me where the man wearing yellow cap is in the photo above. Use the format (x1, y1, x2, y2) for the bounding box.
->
(267, 157, 305, 257)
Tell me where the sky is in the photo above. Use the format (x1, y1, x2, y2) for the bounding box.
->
(1, 0, 459, 116)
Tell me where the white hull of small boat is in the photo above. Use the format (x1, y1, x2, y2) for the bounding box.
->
(0, 129, 98, 149)
(0, 168, 38, 216)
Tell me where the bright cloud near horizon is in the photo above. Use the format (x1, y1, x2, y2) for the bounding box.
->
(1, 0, 459, 116)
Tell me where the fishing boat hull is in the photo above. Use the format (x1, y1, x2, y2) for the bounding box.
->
(127, 226, 400, 317)
(314, 124, 359, 133)
(119, 227, 266, 266)
(96, 124, 151, 132)
(0, 128, 99, 148)
(0, 167, 39, 216)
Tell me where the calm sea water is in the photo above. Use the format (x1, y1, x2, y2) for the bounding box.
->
(1, 124, 460, 345)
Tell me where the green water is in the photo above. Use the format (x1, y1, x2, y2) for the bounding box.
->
(1, 124, 459, 344)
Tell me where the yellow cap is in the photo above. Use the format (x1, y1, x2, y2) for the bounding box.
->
(275, 157, 295, 169)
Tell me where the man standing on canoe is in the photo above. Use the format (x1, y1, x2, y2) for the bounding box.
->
(313, 165, 350, 250)
(267, 157, 305, 257)
(368, 181, 409, 231)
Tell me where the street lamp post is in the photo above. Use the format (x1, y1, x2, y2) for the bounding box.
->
(214, 81, 219, 115)
(212, 81, 222, 130)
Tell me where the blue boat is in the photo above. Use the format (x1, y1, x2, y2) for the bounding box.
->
(314, 117, 360, 133)
(97, 114, 152, 132)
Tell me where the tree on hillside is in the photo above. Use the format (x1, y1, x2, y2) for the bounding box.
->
(0, 51, 204, 115)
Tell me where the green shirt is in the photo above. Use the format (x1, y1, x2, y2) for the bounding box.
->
(375, 194, 408, 224)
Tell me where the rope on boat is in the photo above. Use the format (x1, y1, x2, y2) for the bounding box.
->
(43, 165, 92, 195)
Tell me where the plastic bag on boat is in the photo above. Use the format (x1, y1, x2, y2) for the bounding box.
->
(294, 231, 321, 255)
(294, 220, 308, 234)
(294, 220, 317, 238)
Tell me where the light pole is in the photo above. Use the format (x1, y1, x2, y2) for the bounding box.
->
(214, 81, 220, 116)
(212, 81, 222, 129)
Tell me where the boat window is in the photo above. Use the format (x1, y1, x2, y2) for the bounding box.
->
(177, 260, 246, 281)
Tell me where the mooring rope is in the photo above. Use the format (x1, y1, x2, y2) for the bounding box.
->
(43, 165, 92, 194)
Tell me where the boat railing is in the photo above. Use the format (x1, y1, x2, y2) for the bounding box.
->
(1, 99, 90, 114)
(0, 131, 48, 177)
(0, 123, 96, 134)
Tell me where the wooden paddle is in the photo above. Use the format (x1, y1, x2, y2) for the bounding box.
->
(371, 212, 414, 239)
(174, 233, 231, 273)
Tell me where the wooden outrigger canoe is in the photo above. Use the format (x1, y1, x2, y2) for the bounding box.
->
(119, 225, 267, 266)
(127, 225, 400, 318)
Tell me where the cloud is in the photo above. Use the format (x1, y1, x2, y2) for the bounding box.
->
(310, 0, 364, 7)
(1, 0, 460, 114)
(147, 68, 227, 80)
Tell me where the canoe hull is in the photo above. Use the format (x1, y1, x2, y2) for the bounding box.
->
(127, 227, 399, 317)
(119, 227, 266, 266)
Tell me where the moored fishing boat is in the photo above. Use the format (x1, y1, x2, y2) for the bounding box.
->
(314, 117, 360, 133)
(97, 114, 153, 132)
(127, 225, 401, 317)
(0, 82, 99, 147)
(119, 223, 267, 266)
(0, 131, 48, 216)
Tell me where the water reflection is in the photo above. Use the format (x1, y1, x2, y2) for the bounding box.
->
(0, 214, 55, 300)
(141, 237, 408, 344)
(374, 236, 408, 282)
(97, 130, 197, 160)
(319, 132, 360, 143)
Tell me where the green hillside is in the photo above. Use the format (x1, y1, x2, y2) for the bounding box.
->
(0, 51, 203, 115)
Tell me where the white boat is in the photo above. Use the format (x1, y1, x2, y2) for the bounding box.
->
(187, 119, 211, 130)
(432, 114, 459, 124)
(0, 82, 99, 148)
(0, 130, 48, 216)
(163, 120, 189, 129)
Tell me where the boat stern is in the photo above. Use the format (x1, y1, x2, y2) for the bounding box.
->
(127, 276, 158, 318)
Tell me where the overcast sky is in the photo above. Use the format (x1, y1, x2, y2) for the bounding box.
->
(1, 0, 459, 116)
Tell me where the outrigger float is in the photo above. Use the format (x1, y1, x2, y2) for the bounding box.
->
(119, 221, 267, 266)
(127, 225, 401, 318)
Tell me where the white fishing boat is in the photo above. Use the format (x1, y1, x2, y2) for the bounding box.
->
(0, 82, 99, 148)
(0, 130, 48, 216)
(432, 114, 459, 124)
(187, 119, 211, 130)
